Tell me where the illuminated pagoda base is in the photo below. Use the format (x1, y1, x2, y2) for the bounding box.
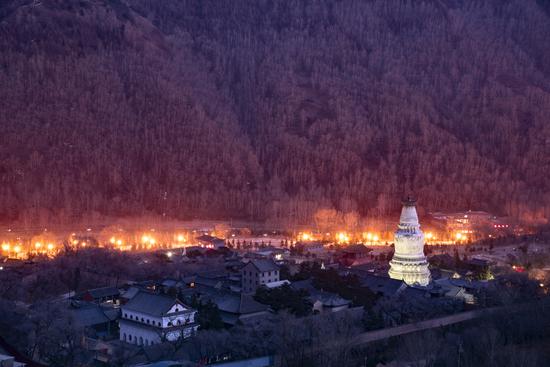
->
(388, 197, 431, 286)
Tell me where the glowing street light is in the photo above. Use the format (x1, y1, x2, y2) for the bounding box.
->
(1, 243, 10, 252)
(455, 233, 466, 241)
(109, 237, 116, 244)
(301, 233, 311, 241)
(13, 245, 21, 254)
(177, 234, 185, 242)
(337, 232, 349, 243)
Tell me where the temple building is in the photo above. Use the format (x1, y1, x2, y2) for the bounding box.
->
(388, 197, 431, 286)
(119, 291, 198, 346)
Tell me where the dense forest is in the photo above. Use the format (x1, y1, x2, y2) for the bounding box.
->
(1, 0, 549, 226)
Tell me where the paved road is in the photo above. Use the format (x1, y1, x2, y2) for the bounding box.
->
(350, 308, 492, 346)
(349, 300, 548, 347)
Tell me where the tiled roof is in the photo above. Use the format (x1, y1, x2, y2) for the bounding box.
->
(70, 303, 113, 327)
(121, 286, 140, 300)
(290, 279, 350, 307)
(310, 290, 350, 307)
(248, 259, 279, 272)
(195, 276, 222, 288)
(440, 278, 488, 290)
(123, 291, 187, 317)
(240, 294, 270, 314)
(212, 293, 269, 315)
(264, 280, 291, 288)
(79, 286, 120, 300)
(358, 274, 405, 296)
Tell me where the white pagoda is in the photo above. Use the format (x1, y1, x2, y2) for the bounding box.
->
(388, 197, 431, 286)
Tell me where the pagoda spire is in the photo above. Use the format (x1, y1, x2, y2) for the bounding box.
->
(388, 197, 431, 286)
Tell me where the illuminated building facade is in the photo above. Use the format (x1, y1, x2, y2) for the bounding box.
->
(388, 198, 431, 286)
(119, 291, 198, 345)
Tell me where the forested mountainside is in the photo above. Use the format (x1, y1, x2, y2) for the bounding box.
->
(1, 0, 550, 226)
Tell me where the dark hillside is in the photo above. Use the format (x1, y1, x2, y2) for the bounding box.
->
(1, 0, 549, 225)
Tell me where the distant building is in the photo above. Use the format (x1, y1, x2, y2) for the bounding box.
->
(291, 279, 350, 313)
(431, 210, 492, 225)
(388, 198, 431, 286)
(430, 210, 513, 238)
(337, 244, 371, 266)
(263, 280, 291, 289)
(241, 259, 279, 294)
(209, 292, 271, 326)
(294, 241, 325, 254)
(433, 278, 476, 304)
(195, 235, 226, 249)
(119, 291, 198, 346)
(463, 258, 491, 273)
(246, 247, 289, 261)
(76, 286, 121, 305)
(69, 301, 119, 339)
